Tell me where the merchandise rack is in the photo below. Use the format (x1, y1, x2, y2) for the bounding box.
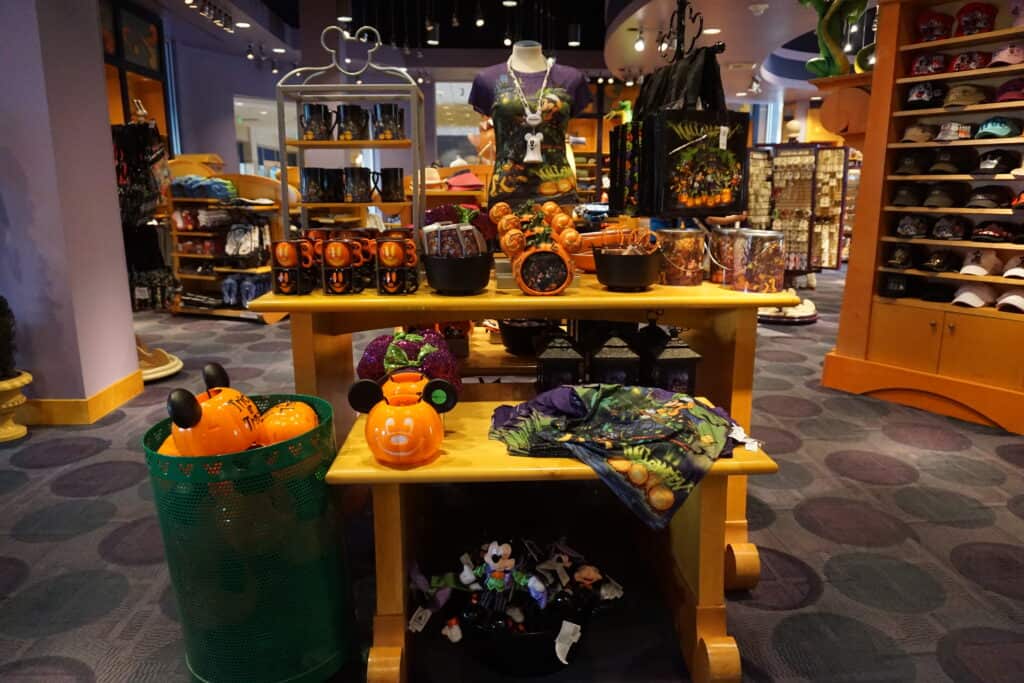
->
(824, 0, 1024, 433)
(276, 25, 426, 234)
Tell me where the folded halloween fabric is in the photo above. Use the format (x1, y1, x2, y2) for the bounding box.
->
(490, 384, 737, 529)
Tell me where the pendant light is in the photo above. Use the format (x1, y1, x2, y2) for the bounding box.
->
(451, 0, 460, 27)
(336, 0, 353, 23)
(246, 44, 255, 60)
(633, 28, 645, 52)
(474, 2, 485, 27)
(567, 24, 581, 47)
(426, 24, 440, 46)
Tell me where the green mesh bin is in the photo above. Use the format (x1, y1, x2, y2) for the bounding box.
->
(143, 394, 349, 683)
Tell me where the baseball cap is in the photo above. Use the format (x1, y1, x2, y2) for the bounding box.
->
(902, 124, 939, 142)
(929, 149, 975, 173)
(886, 245, 914, 268)
(896, 215, 930, 237)
(996, 287, 1024, 311)
(925, 183, 969, 207)
(996, 78, 1024, 102)
(932, 215, 972, 239)
(956, 3, 998, 36)
(918, 10, 955, 42)
(961, 248, 1004, 274)
(953, 283, 998, 307)
(920, 282, 958, 302)
(921, 250, 959, 271)
(1003, 255, 1024, 277)
(966, 185, 1014, 207)
(949, 51, 992, 72)
(907, 83, 947, 110)
(945, 85, 990, 108)
(990, 44, 1024, 66)
(894, 152, 933, 175)
(972, 221, 1015, 241)
(936, 121, 974, 141)
(912, 54, 948, 75)
(1014, 0, 1024, 27)
(880, 273, 911, 298)
(975, 116, 1023, 138)
(892, 184, 925, 206)
(1013, 190, 1024, 207)
(975, 149, 1021, 174)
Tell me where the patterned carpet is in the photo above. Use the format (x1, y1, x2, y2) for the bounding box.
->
(0, 270, 1021, 682)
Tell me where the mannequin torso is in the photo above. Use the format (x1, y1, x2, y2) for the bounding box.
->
(508, 41, 549, 73)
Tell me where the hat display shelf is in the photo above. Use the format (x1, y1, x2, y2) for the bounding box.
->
(823, 0, 1024, 435)
(276, 24, 426, 237)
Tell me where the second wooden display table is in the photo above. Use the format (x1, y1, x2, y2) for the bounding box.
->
(328, 400, 778, 683)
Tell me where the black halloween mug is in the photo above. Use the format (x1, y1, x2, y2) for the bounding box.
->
(321, 169, 344, 202)
(343, 167, 372, 203)
(373, 104, 404, 140)
(301, 167, 325, 202)
(299, 104, 336, 141)
(377, 167, 405, 202)
(337, 105, 370, 140)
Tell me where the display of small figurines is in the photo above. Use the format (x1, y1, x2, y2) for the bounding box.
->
(408, 539, 623, 674)
(491, 201, 582, 296)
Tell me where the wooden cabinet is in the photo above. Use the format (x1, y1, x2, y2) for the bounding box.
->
(939, 313, 1024, 390)
(867, 301, 942, 372)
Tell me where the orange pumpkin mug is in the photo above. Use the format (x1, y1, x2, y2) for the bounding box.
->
(348, 373, 457, 468)
(375, 237, 418, 268)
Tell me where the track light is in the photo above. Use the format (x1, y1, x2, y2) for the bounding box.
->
(597, 76, 604, 84)
(625, 78, 635, 87)
(568, 24, 581, 47)
(271, 60, 279, 74)
(607, 77, 614, 84)
(426, 25, 440, 46)
(184, 0, 195, 6)
(417, 75, 425, 84)
(213, 10, 224, 26)
(235, 22, 251, 29)
(425, 17, 435, 31)
(503, 34, 512, 47)
(336, 0, 353, 23)
(844, 42, 853, 52)
(451, 11, 460, 28)
(223, 15, 234, 33)
(272, 47, 286, 54)
(849, 24, 858, 33)
(246, 44, 255, 60)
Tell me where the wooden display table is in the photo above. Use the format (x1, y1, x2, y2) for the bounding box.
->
(328, 400, 777, 683)
(249, 278, 796, 680)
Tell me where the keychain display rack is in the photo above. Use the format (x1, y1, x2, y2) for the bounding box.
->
(275, 25, 427, 234)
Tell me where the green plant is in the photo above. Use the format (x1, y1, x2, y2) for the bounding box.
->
(0, 296, 16, 380)
(798, 0, 868, 78)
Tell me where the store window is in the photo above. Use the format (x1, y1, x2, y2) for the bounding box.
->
(234, 98, 297, 178)
(435, 82, 486, 166)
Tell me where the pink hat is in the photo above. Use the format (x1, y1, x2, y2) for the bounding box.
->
(991, 44, 1024, 66)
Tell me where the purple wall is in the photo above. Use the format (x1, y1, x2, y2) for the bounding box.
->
(0, 0, 137, 398)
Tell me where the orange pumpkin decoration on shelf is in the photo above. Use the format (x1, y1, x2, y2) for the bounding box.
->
(488, 201, 512, 224)
(540, 201, 561, 221)
(165, 363, 262, 457)
(549, 212, 574, 236)
(497, 214, 522, 237)
(348, 374, 458, 468)
(500, 207, 581, 297)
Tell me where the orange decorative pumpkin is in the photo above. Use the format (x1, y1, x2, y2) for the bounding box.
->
(500, 228, 526, 259)
(549, 212, 573, 236)
(259, 400, 319, 445)
(167, 388, 262, 456)
(488, 201, 512, 223)
(274, 241, 298, 268)
(158, 434, 180, 455)
(540, 201, 560, 221)
(497, 214, 522, 237)
(382, 371, 429, 399)
(348, 376, 457, 468)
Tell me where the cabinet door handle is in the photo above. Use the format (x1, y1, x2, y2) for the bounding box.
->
(929, 320, 937, 328)
(947, 323, 956, 333)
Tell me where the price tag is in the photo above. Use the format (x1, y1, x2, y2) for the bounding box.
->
(719, 125, 729, 150)
(554, 620, 582, 664)
(408, 606, 432, 633)
(134, 287, 150, 300)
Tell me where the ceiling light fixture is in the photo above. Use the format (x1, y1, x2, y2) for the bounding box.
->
(597, 76, 604, 84)
(344, 57, 352, 63)
(213, 10, 224, 26)
(272, 47, 286, 54)
(844, 42, 853, 52)
(634, 28, 645, 52)
(260, 110, 268, 115)
(475, 2, 485, 27)
(336, 0, 353, 23)
(809, 96, 822, 101)
(735, 91, 747, 97)
(625, 77, 635, 87)
(568, 24, 581, 47)
(417, 75, 425, 84)
(849, 24, 858, 33)
(502, 0, 518, 6)
(503, 34, 512, 47)
(184, 0, 195, 6)
(426, 25, 440, 46)
(607, 77, 614, 84)
(246, 44, 255, 60)
(271, 60, 279, 74)
(235, 21, 251, 28)
(704, 28, 722, 35)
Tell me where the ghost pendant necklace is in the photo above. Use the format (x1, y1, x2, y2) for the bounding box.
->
(506, 57, 551, 163)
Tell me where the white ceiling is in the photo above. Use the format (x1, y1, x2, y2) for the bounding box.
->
(604, 0, 818, 104)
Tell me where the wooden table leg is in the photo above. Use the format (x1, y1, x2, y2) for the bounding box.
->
(368, 483, 408, 683)
(290, 312, 358, 444)
(665, 473, 741, 683)
(666, 308, 761, 590)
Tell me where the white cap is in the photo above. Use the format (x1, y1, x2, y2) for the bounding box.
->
(1003, 255, 1024, 278)
(997, 288, 1024, 312)
(960, 249, 1004, 276)
(952, 283, 998, 307)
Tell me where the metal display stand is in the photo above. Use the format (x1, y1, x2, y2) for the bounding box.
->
(275, 25, 426, 234)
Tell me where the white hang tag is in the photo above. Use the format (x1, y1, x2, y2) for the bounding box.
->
(408, 606, 432, 632)
(555, 620, 582, 664)
(719, 125, 728, 150)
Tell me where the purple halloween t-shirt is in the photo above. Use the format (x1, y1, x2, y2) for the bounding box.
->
(469, 63, 593, 207)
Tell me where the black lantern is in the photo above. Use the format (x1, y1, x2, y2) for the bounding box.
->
(588, 336, 641, 385)
(631, 322, 671, 386)
(654, 337, 701, 396)
(536, 337, 584, 391)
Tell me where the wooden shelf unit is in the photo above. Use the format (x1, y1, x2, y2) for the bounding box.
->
(285, 138, 411, 149)
(823, 0, 1024, 434)
(886, 174, 1021, 181)
(173, 252, 215, 259)
(172, 304, 287, 324)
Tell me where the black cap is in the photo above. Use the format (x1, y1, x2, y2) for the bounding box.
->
(924, 183, 970, 208)
(886, 245, 914, 268)
(928, 149, 975, 174)
(896, 215, 930, 237)
(920, 250, 958, 272)
(975, 149, 1021, 175)
(920, 282, 958, 302)
(894, 152, 933, 175)
(972, 221, 1014, 241)
(931, 215, 972, 240)
(966, 185, 1014, 208)
(880, 274, 910, 298)
(892, 184, 925, 206)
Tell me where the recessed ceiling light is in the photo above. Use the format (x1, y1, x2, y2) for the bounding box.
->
(236, 101, 244, 106)
(735, 92, 747, 97)
(502, 0, 518, 6)
(344, 57, 352, 64)
(272, 47, 286, 54)
(260, 110, 268, 115)
(809, 96, 822, 101)
(704, 28, 722, 35)
(235, 21, 251, 29)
